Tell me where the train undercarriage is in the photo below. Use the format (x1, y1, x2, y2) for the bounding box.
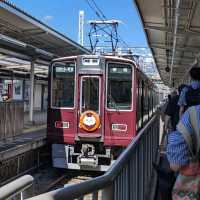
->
(52, 143, 123, 171)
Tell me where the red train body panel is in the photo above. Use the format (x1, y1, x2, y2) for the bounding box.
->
(47, 55, 157, 171)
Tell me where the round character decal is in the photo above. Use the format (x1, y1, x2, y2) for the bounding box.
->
(79, 110, 100, 132)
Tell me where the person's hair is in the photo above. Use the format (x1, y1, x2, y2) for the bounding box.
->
(189, 67, 200, 80)
(168, 94, 171, 101)
(178, 84, 187, 93)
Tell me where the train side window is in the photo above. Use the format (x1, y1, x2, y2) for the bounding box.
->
(141, 80, 144, 126)
(51, 62, 75, 108)
(139, 80, 143, 127)
(137, 78, 142, 129)
(149, 89, 153, 116)
(107, 63, 132, 110)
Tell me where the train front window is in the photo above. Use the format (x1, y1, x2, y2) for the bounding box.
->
(107, 63, 132, 110)
(52, 62, 75, 108)
(81, 77, 100, 113)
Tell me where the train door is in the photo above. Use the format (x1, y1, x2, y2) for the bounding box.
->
(104, 62, 136, 146)
(77, 75, 103, 138)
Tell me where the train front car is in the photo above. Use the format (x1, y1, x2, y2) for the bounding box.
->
(47, 55, 136, 171)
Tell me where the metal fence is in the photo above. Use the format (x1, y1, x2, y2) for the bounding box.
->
(0, 101, 24, 140)
(27, 114, 160, 200)
(0, 175, 34, 200)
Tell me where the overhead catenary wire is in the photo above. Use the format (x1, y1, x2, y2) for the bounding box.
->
(90, 0, 107, 20)
(90, 0, 130, 48)
(85, 0, 103, 20)
(84, 0, 130, 48)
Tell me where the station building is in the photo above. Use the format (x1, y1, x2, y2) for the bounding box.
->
(0, 0, 90, 123)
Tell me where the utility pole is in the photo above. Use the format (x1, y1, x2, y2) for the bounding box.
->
(78, 10, 84, 46)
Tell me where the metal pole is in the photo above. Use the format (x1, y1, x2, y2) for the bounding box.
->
(20, 192, 24, 200)
(29, 60, 35, 123)
(92, 191, 98, 200)
(102, 184, 113, 200)
(169, 0, 181, 85)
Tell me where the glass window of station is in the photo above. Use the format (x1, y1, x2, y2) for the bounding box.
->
(107, 63, 132, 110)
(52, 62, 75, 108)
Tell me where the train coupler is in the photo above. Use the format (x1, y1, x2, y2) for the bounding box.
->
(77, 144, 98, 167)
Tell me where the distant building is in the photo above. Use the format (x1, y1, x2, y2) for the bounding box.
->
(0, 77, 48, 112)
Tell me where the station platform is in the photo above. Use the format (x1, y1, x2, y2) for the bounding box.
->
(0, 127, 46, 162)
(0, 109, 47, 160)
(24, 111, 47, 127)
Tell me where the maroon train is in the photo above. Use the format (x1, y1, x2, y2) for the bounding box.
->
(47, 55, 158, 171)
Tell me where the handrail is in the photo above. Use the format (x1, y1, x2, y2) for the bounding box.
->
(0, 175, 34, 200)
(28, 114, 159, 200)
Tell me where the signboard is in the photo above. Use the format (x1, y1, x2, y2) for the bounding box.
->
(13, 80, 23, 100)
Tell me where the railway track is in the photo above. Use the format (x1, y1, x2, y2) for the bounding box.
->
(0, 161, 101, 199)
(31, 165, 102, 198)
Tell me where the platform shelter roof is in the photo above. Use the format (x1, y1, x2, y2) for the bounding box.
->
(0, 0, 90, 76)
(134, 0, 200, 86)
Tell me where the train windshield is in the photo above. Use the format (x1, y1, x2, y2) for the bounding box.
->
(51, 62, 75, 108)
(107, 63, 132, 110)
(81, 77, 100, 113)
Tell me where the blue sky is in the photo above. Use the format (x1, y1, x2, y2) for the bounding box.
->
(10, 0, 148, 49)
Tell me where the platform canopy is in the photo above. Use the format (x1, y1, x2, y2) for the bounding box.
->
(134, 0, 200, 86)
(0, 0, 90, 68)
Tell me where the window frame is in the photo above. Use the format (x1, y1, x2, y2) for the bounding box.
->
(80, 75, 101, 114)
(51, 61, 76, 109)
(106, 61, 134, 112)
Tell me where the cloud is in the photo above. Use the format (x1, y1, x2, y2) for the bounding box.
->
(42, 15, 53, 23)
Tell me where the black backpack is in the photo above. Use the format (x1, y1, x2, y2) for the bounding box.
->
(185, 86, 200, 107)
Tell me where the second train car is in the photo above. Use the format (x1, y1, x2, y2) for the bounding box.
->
(47, 55, 158, 171)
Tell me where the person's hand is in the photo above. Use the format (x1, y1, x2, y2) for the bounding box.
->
(170, 164, 181, 172)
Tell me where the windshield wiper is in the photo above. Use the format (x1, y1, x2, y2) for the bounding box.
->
(108, 94, 120, 113)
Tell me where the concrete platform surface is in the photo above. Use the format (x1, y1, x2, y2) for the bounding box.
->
(0, 128, 46, 161)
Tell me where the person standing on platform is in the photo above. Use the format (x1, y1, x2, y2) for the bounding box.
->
(160, 95, 171, 122)
(178, 66, 200, 117)
(164, 85, 186, 132)
(167, 105, 200, 199)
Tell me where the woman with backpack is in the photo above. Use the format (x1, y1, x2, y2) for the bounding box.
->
(167, 105, 200, 200)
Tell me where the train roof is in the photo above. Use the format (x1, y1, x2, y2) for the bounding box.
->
(52, 54, 137, 65)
